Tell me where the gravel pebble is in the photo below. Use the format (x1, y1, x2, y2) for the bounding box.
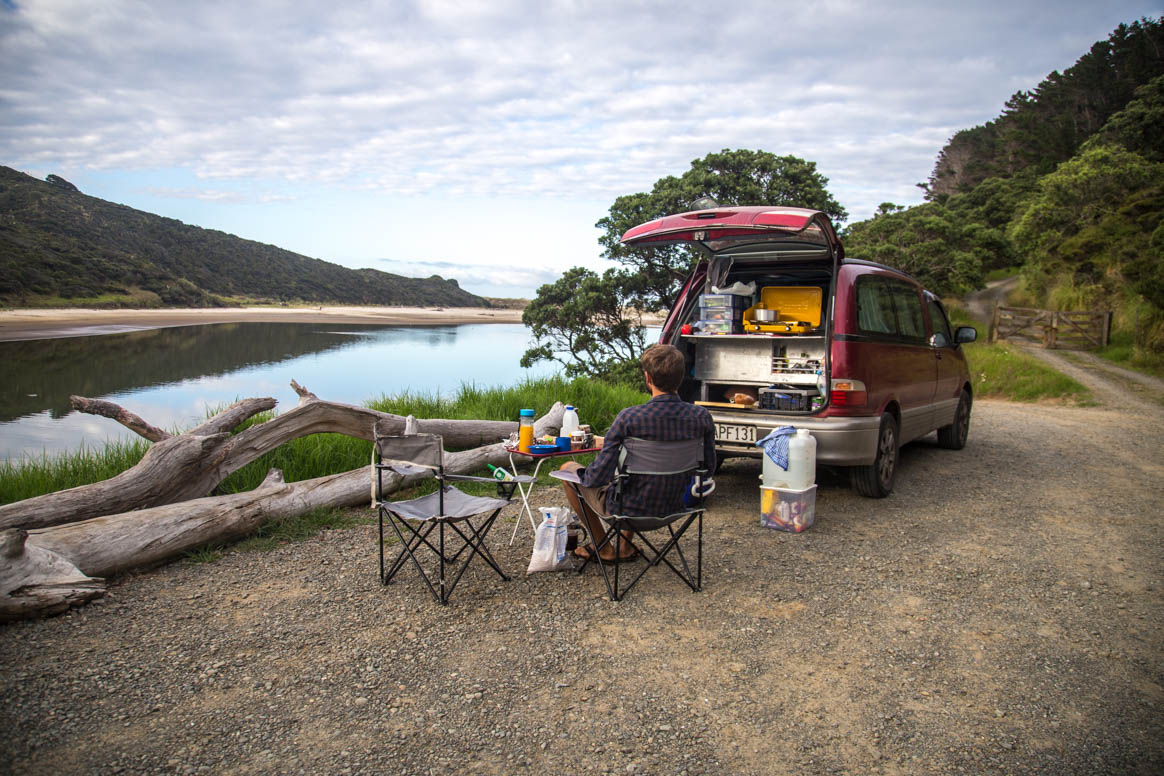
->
(1, 396, 1162, 775)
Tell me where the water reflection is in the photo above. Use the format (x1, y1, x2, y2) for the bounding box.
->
(0, 322, 554, 459)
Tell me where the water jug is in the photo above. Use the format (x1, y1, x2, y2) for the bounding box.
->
(561, 405, 580, 437)
(760, 428, 817, 490)
(786, 428, 817, 490)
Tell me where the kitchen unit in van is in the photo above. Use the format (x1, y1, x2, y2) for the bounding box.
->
(621, 205, 978, 497)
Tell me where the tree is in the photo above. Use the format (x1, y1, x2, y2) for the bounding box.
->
(523, 149, 846, 381)
(595, 149, 847, 310)
(520, 267, 648, 384)
(842, 203, 987, 296)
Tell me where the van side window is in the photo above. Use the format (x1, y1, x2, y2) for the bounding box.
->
(926, 297, 953, 346)
(856, 276, 895, 335)
(888, 280, 926, 342)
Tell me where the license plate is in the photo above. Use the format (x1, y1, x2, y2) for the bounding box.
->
(716, 423, 756, 444)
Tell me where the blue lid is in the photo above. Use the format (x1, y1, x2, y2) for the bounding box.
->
(519, 408, 535, 417)
(566, 405, 575, 410)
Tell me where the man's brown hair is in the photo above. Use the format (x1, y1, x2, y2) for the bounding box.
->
(640, 344, 686, 392)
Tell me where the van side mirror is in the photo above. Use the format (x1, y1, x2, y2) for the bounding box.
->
(955, 326, 978, 344)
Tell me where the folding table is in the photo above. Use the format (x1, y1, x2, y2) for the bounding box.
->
(505, 445, 599, 544)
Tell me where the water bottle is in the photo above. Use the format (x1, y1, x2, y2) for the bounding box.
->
(518, 408, 535, 452)
(487, 464, 514, 482)
(561, 405, 580, 437)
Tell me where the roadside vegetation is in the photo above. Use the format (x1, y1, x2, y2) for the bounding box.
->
(947, 306, 1092, 404)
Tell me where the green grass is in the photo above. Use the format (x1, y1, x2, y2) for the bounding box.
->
(945, 307, 1092, 403)
(1095, 332, 1164, 379)
(983, 268, 1019, 283)
(1, 375, 641, 505)
(0, 438, 152, 505)
(962, 340, 1092, 402)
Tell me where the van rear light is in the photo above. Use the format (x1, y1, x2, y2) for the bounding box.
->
(830, 378, 867, 407)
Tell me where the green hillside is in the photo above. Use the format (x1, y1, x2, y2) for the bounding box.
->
(0, 166, 489, 308)
(843, 17, 1164, 361)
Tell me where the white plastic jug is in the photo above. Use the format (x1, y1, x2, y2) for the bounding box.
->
(760, 428, 817, 490)
(561, 405, 580, 437)
(785, 428, 817, 490)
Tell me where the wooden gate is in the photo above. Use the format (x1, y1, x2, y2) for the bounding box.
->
(990, 306, 1112, 349)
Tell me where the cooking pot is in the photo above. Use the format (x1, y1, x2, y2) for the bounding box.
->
(753, 308, 779, 322)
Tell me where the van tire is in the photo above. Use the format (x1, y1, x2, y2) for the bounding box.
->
(936, 390, 971, 450)
(850, 413, 898, 498)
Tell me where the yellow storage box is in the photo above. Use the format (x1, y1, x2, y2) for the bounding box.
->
(743, 286, 823, 334)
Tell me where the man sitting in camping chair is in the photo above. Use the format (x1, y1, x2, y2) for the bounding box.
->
(556, 343, 715, 567)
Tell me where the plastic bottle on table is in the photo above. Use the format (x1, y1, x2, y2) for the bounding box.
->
(518, 408, 535, 452)
(561, 405, 580, 437)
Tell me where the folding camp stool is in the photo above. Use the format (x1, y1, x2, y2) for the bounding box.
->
(375, 431, 515, 605)
(550, 436, 708, 601)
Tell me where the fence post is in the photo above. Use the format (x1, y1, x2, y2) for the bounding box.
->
(989, 305, 1000, 344)
(1101, 311, 1112, 348)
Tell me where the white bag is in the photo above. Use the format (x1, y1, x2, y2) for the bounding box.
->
(527, 507, 576, 574)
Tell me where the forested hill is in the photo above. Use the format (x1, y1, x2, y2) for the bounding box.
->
(0, 166, 489, 308)
(927, 19, 1164, 197)
(842, 17, 1163, 358)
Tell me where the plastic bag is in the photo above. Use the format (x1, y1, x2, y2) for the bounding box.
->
(527, 507, 576, 574)
(711, 281, 756, 297)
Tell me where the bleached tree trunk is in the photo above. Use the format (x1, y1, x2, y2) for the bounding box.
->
(0, 383, 567, 620)
(0, 381, 543, 531)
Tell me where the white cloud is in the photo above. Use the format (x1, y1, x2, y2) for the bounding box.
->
(2, 0, 1157, 230)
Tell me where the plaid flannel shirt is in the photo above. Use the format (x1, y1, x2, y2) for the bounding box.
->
(581, 393, 715, 517)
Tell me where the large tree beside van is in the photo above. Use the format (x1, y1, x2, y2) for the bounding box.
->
(522, 149, 846, 381)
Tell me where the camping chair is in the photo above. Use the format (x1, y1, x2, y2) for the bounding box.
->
(375, 431, 515, 605)
(551, 436, 709, 601)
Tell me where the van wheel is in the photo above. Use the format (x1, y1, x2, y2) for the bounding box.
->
(937, 390, 971, 450)
(850, 413, 898, 498)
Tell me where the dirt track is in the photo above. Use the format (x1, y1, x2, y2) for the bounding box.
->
(2, 365, 1162, 775)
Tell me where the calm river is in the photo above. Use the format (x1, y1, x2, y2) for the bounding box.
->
(0, 322, 560, 461)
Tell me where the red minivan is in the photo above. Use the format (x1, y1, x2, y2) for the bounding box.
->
(622, 205, 977, 497)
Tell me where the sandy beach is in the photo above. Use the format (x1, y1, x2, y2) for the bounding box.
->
(0, 305, 527, 341)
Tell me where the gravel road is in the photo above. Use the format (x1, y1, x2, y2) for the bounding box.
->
(3, 382, 1162, 775)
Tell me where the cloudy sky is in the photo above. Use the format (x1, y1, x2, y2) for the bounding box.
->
(1, 1, 1158, 298)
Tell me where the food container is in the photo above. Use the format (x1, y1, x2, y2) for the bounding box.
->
(700, 293, 751, 309)
(528, 444, 559, 455)
(760, 485, 816, 532)
(696, 320, 741, 335)
(698, 306, 743, 322)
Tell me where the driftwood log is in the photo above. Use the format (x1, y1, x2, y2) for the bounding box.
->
(0, 382, 566, 620)
(0, 380, 534, 532)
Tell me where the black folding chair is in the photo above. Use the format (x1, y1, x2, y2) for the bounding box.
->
(375, 431, 515, 605)
(551, 436, 709, 601)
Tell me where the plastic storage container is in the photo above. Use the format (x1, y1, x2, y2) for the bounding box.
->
(700, 293, 752, 309)
(695, 320, 742, 335)
(759, 388, 816, 411)
(760, 485, 816, 532)
(698, 306, 743, 322)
